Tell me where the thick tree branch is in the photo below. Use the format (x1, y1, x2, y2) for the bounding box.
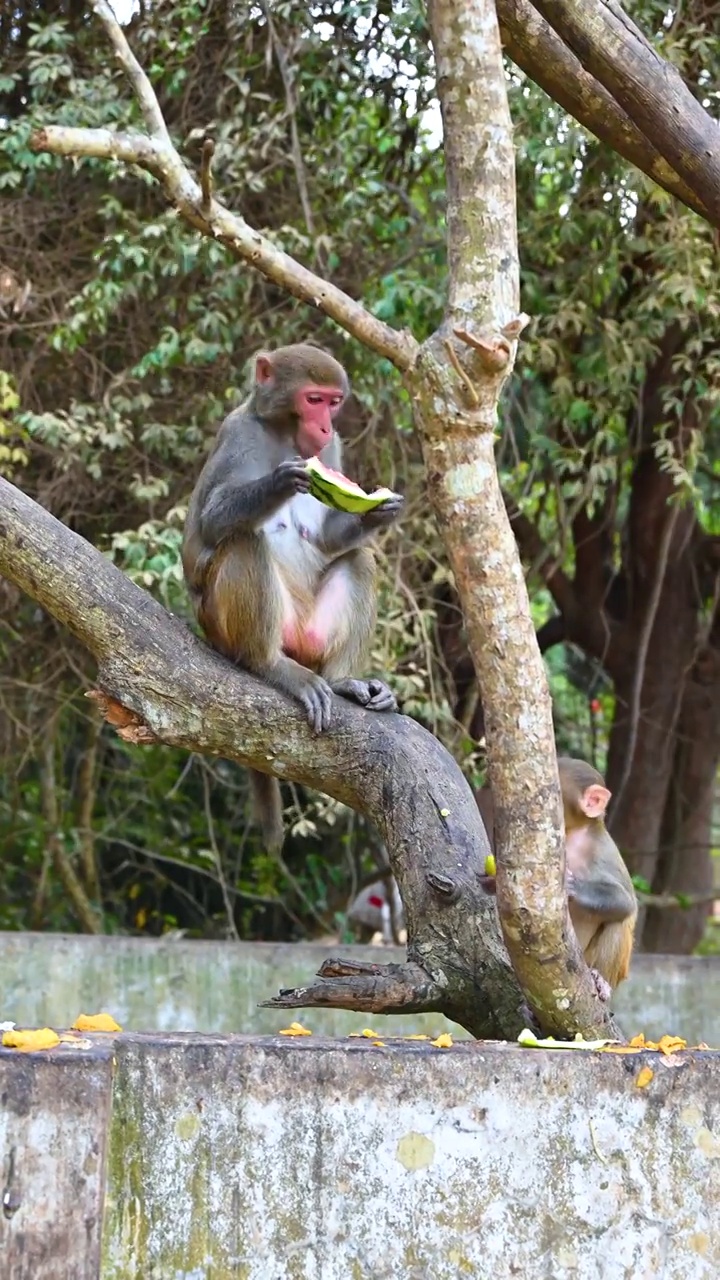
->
(496, 0, 712, 224)
(29, 7, 417, 373)
(260, 958, 444, 1015)
(0, 475, 535, 1039)
(505, 501, 577, 619)
(532, 0, 720, 227)
(536, 615, 566, 653)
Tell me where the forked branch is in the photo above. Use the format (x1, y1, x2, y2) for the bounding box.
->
(30, 0, 418, 372)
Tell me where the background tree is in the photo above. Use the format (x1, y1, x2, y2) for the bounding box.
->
(1, 0, 718, 964)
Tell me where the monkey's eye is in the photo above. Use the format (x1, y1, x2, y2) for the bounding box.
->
(305, 392, 324, 405)
(330, 396, 343, 407)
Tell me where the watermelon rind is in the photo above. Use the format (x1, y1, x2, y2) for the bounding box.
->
(305, 456, 398, 514)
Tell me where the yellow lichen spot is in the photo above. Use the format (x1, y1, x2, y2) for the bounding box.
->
(680, 1105, 703, 1128)
(695, 1128, 720, 1160)
(278, 1022, 312, 1036)
(431, 1033, 453, 1049)
(635, 1066, 654, 1089)
(484, 854, 496, 876)
(175, 1113, 201, 1141)
(629, 1034, 646, 1048)
(353, 1028, 382, 1039)
(3, 1027, 61, 1052)
(439, 808, 450, 818)
(404, 1035, 430, 1041)
(72, 1013, 122, 1033)
(396, 1131, 435, 1171)
(370, 1040, 386, 1048)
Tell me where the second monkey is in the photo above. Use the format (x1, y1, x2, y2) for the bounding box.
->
(182, 343, 404, 851)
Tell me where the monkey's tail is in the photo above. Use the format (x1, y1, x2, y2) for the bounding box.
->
(249, 769, 285, 853)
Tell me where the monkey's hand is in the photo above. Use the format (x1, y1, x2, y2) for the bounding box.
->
(271, 458, 311, 499)
(360, 495, 405, 531)
(331, 677, 397, 714)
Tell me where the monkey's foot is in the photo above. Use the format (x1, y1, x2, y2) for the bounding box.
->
(331, 677, 397, 714)
(298, 673, 334, 734)
(590, 968, 612, 1002)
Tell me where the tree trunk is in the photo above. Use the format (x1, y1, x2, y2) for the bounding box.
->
(643, 634, 720, 953)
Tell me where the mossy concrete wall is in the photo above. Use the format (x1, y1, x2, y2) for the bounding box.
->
(0, 931, 718, 1042)
(1, 1032, 719, 1279)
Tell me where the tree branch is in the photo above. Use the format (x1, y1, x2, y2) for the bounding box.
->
(29, 7, 417, 372)
(94, 0, 170, 143)
(531, 0, 720, 227)
(0, 475, 528, 1039)
(496, 0, 712, 224)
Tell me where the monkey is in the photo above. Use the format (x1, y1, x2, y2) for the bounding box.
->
(477, 756, 637, 998)
(182, 343, 404, 852)
(347, 876, 406, 945)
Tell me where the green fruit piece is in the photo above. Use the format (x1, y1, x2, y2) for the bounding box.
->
(305, 456, 398, 513)
(484, 854, 497, 876)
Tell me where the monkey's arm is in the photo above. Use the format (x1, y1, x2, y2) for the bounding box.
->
(567, 864, 637, 924)
(200, 459, 309, 546)
(318, 496, 405, 557)
(317, 511, 368, 556)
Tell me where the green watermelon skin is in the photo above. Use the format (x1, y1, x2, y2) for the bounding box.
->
(305, 457, 397, 514)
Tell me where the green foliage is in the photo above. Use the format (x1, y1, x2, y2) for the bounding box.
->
(1, 0, 718, 948)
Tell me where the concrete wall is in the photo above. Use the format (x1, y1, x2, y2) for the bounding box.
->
(0, 931, 718, 1043)
(1, 1032, 719, 1279)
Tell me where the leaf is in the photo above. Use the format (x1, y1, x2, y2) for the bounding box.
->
(636, 1066, 654, 1088)
(72, 1013, 122, 1032)
(278, 1022, 312, 1037)
(3, 1027, 61, 1052)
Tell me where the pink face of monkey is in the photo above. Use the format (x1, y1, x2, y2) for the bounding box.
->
(293, 384, 344, 458)
(254, 354, 345, 457)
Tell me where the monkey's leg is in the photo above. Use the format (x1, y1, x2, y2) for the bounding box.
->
(202, 538, 335, 853)
(312, 553, 397, 713)
(204, 537, 335, 733)
(584, 919, 634, 995)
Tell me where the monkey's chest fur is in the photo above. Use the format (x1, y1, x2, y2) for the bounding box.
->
(263, 493, 341, 667)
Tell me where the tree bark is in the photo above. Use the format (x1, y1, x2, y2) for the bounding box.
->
(643, 626, 720, 952)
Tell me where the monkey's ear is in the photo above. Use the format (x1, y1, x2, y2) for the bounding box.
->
(580, 784, 611, 819)
(255, 353, 274, 385)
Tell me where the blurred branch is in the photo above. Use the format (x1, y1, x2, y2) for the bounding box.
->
(497, 0, 712, 223)
(530, 0, 720, 226)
